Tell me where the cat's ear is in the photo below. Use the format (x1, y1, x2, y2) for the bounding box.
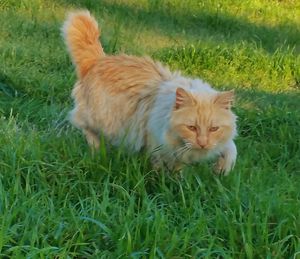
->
(175, 88, 194, 109)
(214, 90, 234, 109)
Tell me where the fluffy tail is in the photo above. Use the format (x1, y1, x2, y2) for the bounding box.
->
(62, 10, 104, 78)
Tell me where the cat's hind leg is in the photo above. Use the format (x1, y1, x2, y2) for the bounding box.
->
(70, 108, 100, 149)
(83, 128, 100, 150)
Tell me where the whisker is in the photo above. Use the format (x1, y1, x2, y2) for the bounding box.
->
(173, 142, 192, 158)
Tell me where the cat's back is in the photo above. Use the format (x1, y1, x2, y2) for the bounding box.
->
(85, 54, 173, 94)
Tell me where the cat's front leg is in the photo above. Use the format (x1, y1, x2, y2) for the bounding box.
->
(214, 140, 237, 175)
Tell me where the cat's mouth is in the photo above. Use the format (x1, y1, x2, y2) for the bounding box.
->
(192, 144, 215, 152)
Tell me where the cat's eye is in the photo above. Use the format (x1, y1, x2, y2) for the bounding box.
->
(209, 126, 219, 132)
(187, 125, 197, 131)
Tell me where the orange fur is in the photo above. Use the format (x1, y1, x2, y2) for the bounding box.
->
(62, 10, 104, 78)
(62, 10, 238, 174)
(70, 54, 172, 148)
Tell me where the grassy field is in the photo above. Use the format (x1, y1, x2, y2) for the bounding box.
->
(0, 0, 300, 258)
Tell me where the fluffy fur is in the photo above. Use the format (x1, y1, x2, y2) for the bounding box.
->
(62, 10, 237, 175)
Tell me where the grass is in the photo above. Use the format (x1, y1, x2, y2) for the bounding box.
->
(0, 0, 300, 258)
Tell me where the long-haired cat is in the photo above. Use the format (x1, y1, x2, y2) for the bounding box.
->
(62, 10, 237, 175)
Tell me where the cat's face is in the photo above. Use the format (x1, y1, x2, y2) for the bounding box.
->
(169, 88, 236, 151)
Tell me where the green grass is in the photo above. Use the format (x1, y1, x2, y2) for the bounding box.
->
(0, 0, 300, 258)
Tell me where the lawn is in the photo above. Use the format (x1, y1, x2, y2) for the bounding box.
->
(0, 0, 299, 258)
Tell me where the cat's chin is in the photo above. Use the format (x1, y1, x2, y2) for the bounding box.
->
(191, 146, 211, 154)
(191, 146, 211, 156)
(191, 145, 221, 156)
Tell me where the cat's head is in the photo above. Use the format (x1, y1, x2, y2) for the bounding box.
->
(169, 87, 237, 152)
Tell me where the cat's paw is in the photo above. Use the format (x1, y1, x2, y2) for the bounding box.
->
(214, 141, 237, 175)
(214, 155, 235, 176)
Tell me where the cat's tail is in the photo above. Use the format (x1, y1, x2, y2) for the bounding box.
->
(62, 10, 104, 78)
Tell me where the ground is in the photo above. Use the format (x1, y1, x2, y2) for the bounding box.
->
(0, 0, 299, 258)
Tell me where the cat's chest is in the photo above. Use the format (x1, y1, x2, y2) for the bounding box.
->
(181, 149, 210, 164)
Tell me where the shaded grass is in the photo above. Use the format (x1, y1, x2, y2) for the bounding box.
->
(0, 0, 300, 258)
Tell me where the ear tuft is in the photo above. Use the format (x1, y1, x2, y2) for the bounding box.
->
(214, 90, 234, 109)
(175, 88, 193, 109)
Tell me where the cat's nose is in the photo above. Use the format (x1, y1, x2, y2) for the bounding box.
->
(197, 137, 207, 149)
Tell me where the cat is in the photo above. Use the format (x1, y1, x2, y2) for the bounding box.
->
(62, 10, 237, 175)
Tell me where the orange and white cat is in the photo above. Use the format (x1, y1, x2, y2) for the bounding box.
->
(62, 10, 237, 174)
